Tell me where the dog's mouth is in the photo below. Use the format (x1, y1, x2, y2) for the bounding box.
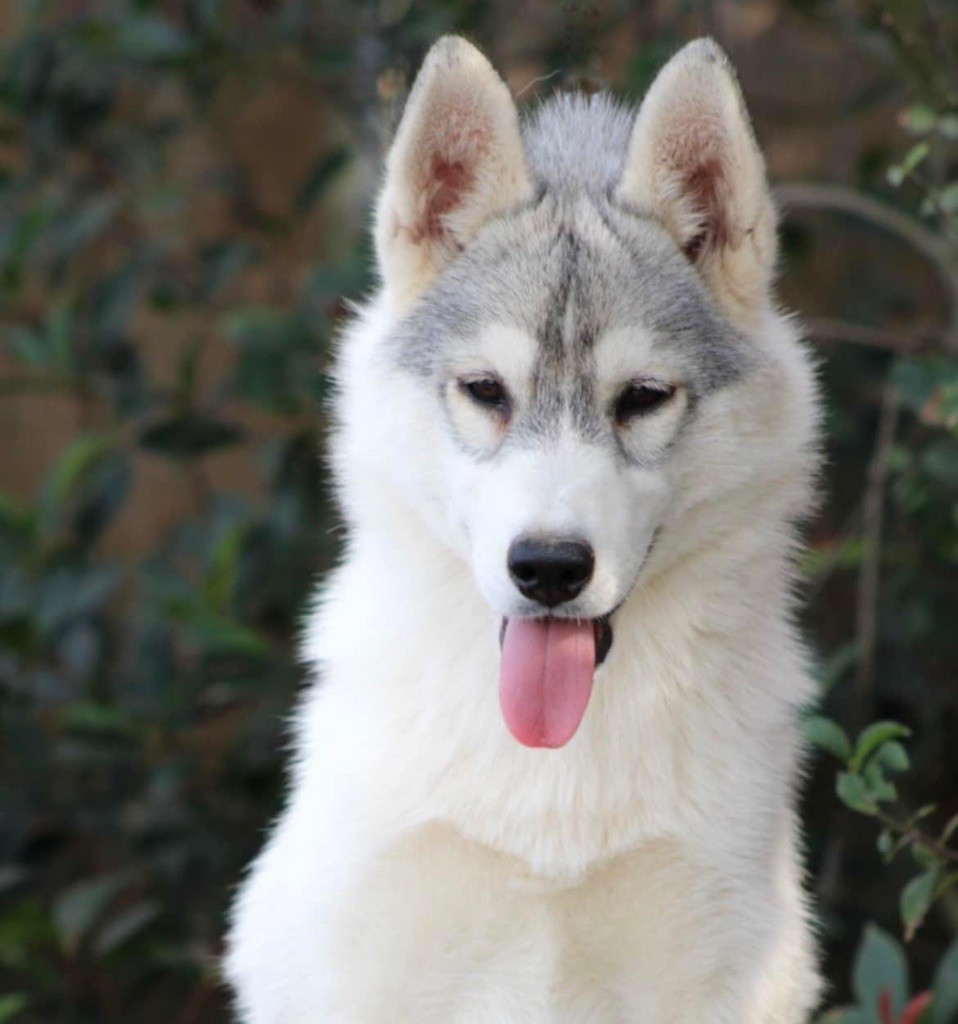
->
(497, 614, 614, 750)
(498, 616, 613, 664)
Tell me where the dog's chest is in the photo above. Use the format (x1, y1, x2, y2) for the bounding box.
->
(327, 823, 727, 1023)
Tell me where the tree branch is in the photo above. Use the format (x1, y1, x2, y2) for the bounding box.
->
(804, 316, 956, 354)
(775, 181, 958, 346)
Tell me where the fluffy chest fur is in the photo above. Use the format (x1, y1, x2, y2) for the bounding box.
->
(262, 822, 798, 1023)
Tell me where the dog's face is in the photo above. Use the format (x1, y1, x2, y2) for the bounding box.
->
(364, 37, 815, 746)
(391, 197, 750, 627)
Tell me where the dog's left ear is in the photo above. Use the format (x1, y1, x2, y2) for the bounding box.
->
(375, 36, 532, 305)
(618, 39, 776, 323)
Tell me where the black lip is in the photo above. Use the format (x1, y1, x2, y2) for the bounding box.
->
(499, 614, 615, 667)
(594, 615, 613, 665)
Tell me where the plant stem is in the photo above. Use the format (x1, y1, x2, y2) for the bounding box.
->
(853, 379, 899, 733)
(877, 808, 958, 867)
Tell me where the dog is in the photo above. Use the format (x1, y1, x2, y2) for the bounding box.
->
(225, 35, 823, 1023)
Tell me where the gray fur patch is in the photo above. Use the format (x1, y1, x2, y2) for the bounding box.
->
(523, 93, 635, 202)
(387, 90, 753, 450)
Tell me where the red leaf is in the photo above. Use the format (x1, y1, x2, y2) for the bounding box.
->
(880, 988, 896, 1024)
(901, 991, 933, 1024)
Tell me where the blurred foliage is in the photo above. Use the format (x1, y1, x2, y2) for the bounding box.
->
(800, 1, 958, 1019)
(0, 2, 373, 1019)
(1, 0, 958, 1022)
(810, 714, 958, 1021)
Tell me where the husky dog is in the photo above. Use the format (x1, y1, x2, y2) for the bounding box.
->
(226, 35, 823, 1023)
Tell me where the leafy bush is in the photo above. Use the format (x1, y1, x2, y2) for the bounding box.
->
(2, 1, 958, 1022)
(804, 3, 958, 1018)
(0, 4, 363, 1019)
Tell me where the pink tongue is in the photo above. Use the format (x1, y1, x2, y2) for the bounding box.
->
(499, 618, 596, 748)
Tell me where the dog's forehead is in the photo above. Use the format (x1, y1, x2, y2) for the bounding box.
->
(391, 197, 749, 392)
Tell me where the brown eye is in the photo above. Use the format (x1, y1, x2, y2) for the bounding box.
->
(460, 376, 509, 412)
(614, 382, 676, 424)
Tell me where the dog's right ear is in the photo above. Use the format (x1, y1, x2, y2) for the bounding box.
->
(617, 39, 777, 325)
(375, 36, 532, 306)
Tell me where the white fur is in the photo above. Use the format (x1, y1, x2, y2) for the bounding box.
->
(225, 36, 823, 1023)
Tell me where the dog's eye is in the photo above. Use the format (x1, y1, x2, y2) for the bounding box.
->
(614, 382, 677, 424)
(460, 376, 508, 412)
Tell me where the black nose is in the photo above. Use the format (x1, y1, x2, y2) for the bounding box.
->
(507, 537, 595, 608)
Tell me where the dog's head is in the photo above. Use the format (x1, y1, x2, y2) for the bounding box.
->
(355, 37, 818, 747)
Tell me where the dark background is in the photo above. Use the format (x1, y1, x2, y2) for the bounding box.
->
(1, 1, 957, 1021)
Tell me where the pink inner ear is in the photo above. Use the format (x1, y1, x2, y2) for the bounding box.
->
(409, 155, 475, 247)
(410, 108, 495, 248)
(680, 156, 730, 263)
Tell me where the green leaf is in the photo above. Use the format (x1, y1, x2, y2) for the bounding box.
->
(837, 772, 879, 815)
(90, 262, 138, 345)
(34, 565, 119, 638)
(200, 242, 252, 299)
(853, 722, 912, 771)
(0, 995, 28, 1023)
(0, 867, 28, 896)
(115, 15, 195, 62)
(72, 451, 132, 545)
(138, 415, 243, 459)
(939, 115, 958, 140)
(37, 436, 130, 546)
(0, 901, 57, 968)
(224, 307, 323, 415)
(941, 815, 958, 847)
(176, 609, 270, 659)
(0, 492, 36, 551)
(888, 142, 929, 186)
(379, 0, 414, 25)
(8, 302, 73, 371)
(862, 761, 898, 803)
(894, 358, 950, 416)
(813, 642, 860, 691)
(914, 845, 940, 870)
(816, 1012, 871, 1024)
(0, 201, 51, 275)
(53, 874, 130, 954)
(203, 522, 250, 614)
(872, 779, 899, 804)
(804, 715, 852, 761)
(176, 339, 204, 401)
(41, 434, 111, 517)
(921, 438, 958, 488)
(92, 901, 159, 958)
(931, 941, 958, 1024)
(903, 106, 937, 135)
(938, 184, 958, 215)
(853, 925, 909, 1022)
(902, 868, 940, 940)
(877, 741, 911, 773)
(62, 702, 138, 739)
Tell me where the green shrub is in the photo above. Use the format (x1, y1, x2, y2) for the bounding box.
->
(3, 1, 958, 1022)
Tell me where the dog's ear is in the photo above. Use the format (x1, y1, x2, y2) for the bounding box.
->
(375, 36, 532, 305)
(618, 39, 776, 323)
